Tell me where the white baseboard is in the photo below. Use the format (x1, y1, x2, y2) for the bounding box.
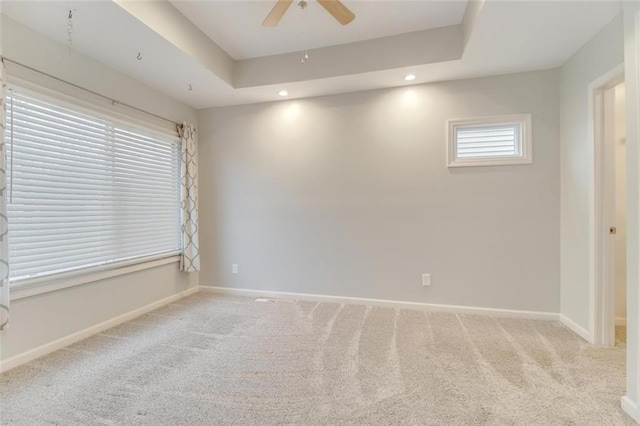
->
(559, 314, 593, 343)
(0, 286, 199, 373)
(199, 286, 559, 321)
(621, 395, 638, 422)
(616, 316, 627, 326)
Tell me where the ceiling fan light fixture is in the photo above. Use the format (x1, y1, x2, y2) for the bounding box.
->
(404, 74, 416, 81)
(263, 0, 355, 27)
(278, 90, 289, 97)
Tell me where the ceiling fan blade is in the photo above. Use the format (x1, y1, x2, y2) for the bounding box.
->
(317, 0, 355, 25)
(263, 0, 294, 27)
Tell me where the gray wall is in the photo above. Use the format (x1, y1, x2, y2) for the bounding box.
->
(2, 262, 192, 360)
(198, 69, 561, 313)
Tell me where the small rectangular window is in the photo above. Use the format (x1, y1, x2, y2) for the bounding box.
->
(447, 114, 532, 167)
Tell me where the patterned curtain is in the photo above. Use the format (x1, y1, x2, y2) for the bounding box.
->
(0, 58, 9, 329)
(178, 122, 200, 272)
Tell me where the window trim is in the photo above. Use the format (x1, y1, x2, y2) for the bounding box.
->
(446, 114, 533, 168)
(10, 253, 181, 301)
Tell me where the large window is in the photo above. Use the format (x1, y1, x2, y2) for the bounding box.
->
(5, 88, 181, 285)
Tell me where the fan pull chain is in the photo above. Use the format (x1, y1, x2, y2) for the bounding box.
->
(299, 0, 309, 64)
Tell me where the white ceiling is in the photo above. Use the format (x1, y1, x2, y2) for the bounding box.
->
(1, 0, 230, 109)
(462, 0, 623, 71)
(169, 0, 468, 59)
(0, 0, 624, 110)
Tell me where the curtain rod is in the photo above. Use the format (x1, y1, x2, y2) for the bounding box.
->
(1, 56, 181, 128)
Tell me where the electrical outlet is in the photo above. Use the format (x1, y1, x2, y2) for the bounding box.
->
(232, 264, 239, 274)
(422, 274, 431, 287)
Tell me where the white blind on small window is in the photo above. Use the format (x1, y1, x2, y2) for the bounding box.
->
(455, 124, 520, 159)
(5, 89, 181, 283)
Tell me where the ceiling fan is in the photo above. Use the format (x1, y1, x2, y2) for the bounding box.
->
(262, 0, 355, 27)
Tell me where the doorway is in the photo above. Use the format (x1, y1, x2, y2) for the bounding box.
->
(591, 65, 626, 347)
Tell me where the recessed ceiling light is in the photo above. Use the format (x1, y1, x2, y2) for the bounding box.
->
(404, 74, 416, 81)
(278, 90, 289, 97)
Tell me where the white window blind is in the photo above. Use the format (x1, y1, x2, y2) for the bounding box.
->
(454, 124, 519, 158)
(5, 88, 181, 284)
(447, 114, 532, 167)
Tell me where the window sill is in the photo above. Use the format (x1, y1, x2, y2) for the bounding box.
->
(10, 254, 181, 301)
(447, 157, 533, 168)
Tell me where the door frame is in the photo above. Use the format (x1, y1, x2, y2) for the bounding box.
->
(589, 63, 625, 346)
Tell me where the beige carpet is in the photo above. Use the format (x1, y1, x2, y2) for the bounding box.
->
(0, 293, 632, 425)
(617, 325, 627, 348)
